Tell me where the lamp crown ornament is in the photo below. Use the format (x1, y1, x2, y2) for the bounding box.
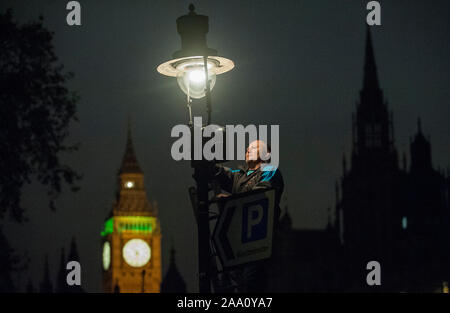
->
(174, 4, 217, 59)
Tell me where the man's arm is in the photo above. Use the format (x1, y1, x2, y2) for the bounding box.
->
(214, 164, 239, 193)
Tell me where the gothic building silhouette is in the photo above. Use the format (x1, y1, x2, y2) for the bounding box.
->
(161, 245, 187, 293)
(270, 27, 450, 292)
(32, 237, 85, 293)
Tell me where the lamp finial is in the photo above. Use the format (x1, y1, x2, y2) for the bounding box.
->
(188, 4, 196, 14)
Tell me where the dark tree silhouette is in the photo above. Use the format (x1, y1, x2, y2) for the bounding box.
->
(0, 227, 16, 292)
(56, 247, 67, 293)
(26, 277, 34, 293)
(39, 254, 53, 293)
(0, 9, 81, 222)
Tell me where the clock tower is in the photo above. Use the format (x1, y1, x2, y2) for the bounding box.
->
(101, 124, 162, 293)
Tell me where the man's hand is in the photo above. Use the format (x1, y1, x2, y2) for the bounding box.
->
(216, 193, 230, 199)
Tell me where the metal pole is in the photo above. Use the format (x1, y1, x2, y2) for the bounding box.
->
(193, 159, 212, 293)
(192, 55, 214, 293)
(192, 124, 212, 293)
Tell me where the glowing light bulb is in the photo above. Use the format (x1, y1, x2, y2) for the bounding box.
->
(188, 69, 206, 84)
(175, 59, 217, 99)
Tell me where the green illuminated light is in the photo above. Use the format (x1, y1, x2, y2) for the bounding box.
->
(101, 217, 114, 237)
(101, 216, 155, 236)
(118, 221, 153, 233)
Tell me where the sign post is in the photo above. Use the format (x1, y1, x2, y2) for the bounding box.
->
(212, 189, 275, 269)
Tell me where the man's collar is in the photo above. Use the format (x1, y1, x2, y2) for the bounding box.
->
(239, 163, 267, 172)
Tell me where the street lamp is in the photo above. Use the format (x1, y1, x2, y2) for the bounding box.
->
(157, 4, 234, 293)
(157, 4, 234, 125)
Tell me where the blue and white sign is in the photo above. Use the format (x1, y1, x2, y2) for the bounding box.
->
(212, 189, 275, 268)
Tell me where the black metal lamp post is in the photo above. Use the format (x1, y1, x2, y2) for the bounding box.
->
(157, 4, 234, 293)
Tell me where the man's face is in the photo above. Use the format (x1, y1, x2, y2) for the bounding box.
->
(246, 140, 263, 163)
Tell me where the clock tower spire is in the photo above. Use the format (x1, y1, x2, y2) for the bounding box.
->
(119, 119, 142, 175)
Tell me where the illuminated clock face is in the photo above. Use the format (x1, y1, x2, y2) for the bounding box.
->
(102, 241, 110, 271)
(122, 239, 151, 267)
(125, 181, 134, 188)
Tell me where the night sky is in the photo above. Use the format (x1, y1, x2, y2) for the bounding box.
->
(1, 0, 449, 292)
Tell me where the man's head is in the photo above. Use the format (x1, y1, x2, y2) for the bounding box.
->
(245, 140, 270, 168)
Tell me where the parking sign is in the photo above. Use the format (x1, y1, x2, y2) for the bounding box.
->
(212, 189, 275, 268)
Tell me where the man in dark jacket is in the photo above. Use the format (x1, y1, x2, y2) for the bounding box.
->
(213, 140, 284, 292)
